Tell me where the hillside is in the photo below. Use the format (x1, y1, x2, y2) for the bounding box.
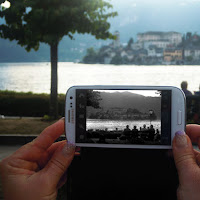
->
(87, 91, 161, 119)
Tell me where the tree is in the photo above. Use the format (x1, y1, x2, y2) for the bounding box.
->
(110, 53, 123, 65)
(0, 0, 117, 119)
(186, 32, 192, 41)
(87, 90, 102, 109)
(82, 47, 97, 64)
(126, 37, 134, 49)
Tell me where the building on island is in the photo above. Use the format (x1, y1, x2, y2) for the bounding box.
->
(143, 40, 171, 49)
(147, 45, 163, 57)
(83, 30, 200, 65)
(184, 47, 200, 61)
(137, 31, 182, 46)
(112, 31, 121, 48)
(163, 48, 183, 62)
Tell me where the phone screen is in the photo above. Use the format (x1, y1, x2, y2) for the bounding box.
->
(76, 89, 171, 146)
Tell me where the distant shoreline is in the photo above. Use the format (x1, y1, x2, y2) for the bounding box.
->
(0, 61, 200, 66)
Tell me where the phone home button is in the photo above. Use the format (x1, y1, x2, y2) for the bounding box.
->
(177, 110, 182, 125)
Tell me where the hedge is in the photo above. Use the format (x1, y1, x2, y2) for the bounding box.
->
(0, 90, 65, 117)
(1, 90, 200, 123)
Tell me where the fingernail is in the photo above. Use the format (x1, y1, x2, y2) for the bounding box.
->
(60, 117, 65, 121)
(62, 141, 76, 157)
(175, 131, 188, 148)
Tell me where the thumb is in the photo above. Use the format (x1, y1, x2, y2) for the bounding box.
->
(172, 131, 198, 185)
(42, 141, 75, 188)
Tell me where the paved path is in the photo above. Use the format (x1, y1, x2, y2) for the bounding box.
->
(0, 145, 22, 161)
(0, 145, 22, 199)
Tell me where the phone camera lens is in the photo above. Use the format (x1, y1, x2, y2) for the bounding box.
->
(70, 96, 73, 99)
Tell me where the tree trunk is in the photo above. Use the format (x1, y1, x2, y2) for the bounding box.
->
(50, 42, 58, 119)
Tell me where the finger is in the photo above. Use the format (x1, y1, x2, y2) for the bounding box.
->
(186, 124, 200, 143)
(36, 141, 79, 170)
(172, 131, 199, 185)
(33, 118, 65, 150)
(13, 119, 65, 161)
(47, 141, 66, 157)
(37, 141, 66, 169)
(57, 171, 68, 189)
(194, 149, 200, 167)
(41, 141, 75, 188)
(0, 157, 39, 173)
(75, 146, 81, 156)
(47, 141, 81, 157)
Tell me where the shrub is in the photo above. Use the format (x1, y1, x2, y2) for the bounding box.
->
(0, 90, 65, 117)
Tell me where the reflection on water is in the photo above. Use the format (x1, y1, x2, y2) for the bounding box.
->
(0, 62, 199, 93)
(86, 119, 161, 132)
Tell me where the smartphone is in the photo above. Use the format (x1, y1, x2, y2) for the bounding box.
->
(65, 85, 185, 149)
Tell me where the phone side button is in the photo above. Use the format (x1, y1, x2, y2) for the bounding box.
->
(177, 110, 182, 125)
(68, 110, 70, 123)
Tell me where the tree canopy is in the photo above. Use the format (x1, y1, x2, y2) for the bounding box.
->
(87, 90, 102, 109)
(0, 0, 117, 49)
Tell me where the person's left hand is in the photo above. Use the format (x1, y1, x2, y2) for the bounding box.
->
(0, 118, 75, 200)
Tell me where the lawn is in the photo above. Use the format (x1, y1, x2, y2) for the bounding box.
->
(0, 118, 61, 135)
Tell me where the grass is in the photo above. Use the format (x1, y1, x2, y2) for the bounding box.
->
(0, 118, 62, 135)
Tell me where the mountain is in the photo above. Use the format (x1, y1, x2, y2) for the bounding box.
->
(0, 0, 200, 62)
(0, 34, 109, 62)
(93, 91, 161, 119)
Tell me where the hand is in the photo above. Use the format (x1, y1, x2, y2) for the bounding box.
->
(172, 124, 200, 200)
(0, 118, 75, 200)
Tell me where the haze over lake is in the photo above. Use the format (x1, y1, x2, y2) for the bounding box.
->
(0, 62, 199, 94)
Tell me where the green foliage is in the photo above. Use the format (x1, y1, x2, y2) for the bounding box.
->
(42, 114, 53, 121)
(110, 53, 123, 65)
(186, 56, 193, 62)
(0, 90, 65, 117)
(0, 0, 118, 50)
(82, 47, 98, 64)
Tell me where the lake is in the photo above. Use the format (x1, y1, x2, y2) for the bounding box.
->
(86, 119, 161, 132)
(0, 62, 199, 94)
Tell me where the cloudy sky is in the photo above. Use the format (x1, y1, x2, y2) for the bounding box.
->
(108, 0, 200, 42)
(94, 90, 161, 97)
(1, 0, 199, 44)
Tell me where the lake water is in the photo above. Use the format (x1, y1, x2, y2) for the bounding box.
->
(0, 62, 199, 94)
(86, 119, 161, 132)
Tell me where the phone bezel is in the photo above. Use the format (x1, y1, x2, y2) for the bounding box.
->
(65, 85, 186, 149)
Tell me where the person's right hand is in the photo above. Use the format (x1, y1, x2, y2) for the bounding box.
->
(172, 124, 200, 200)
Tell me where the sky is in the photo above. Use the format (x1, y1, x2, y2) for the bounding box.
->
(1, 0, 200, 38)
(110, 0, 200, 7)
(0, 1, 10, 8)
(94, 90, 161, 97)
(108, 0, 200, 42)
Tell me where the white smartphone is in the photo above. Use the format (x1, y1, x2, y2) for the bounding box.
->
(65, 85, 185, 149)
